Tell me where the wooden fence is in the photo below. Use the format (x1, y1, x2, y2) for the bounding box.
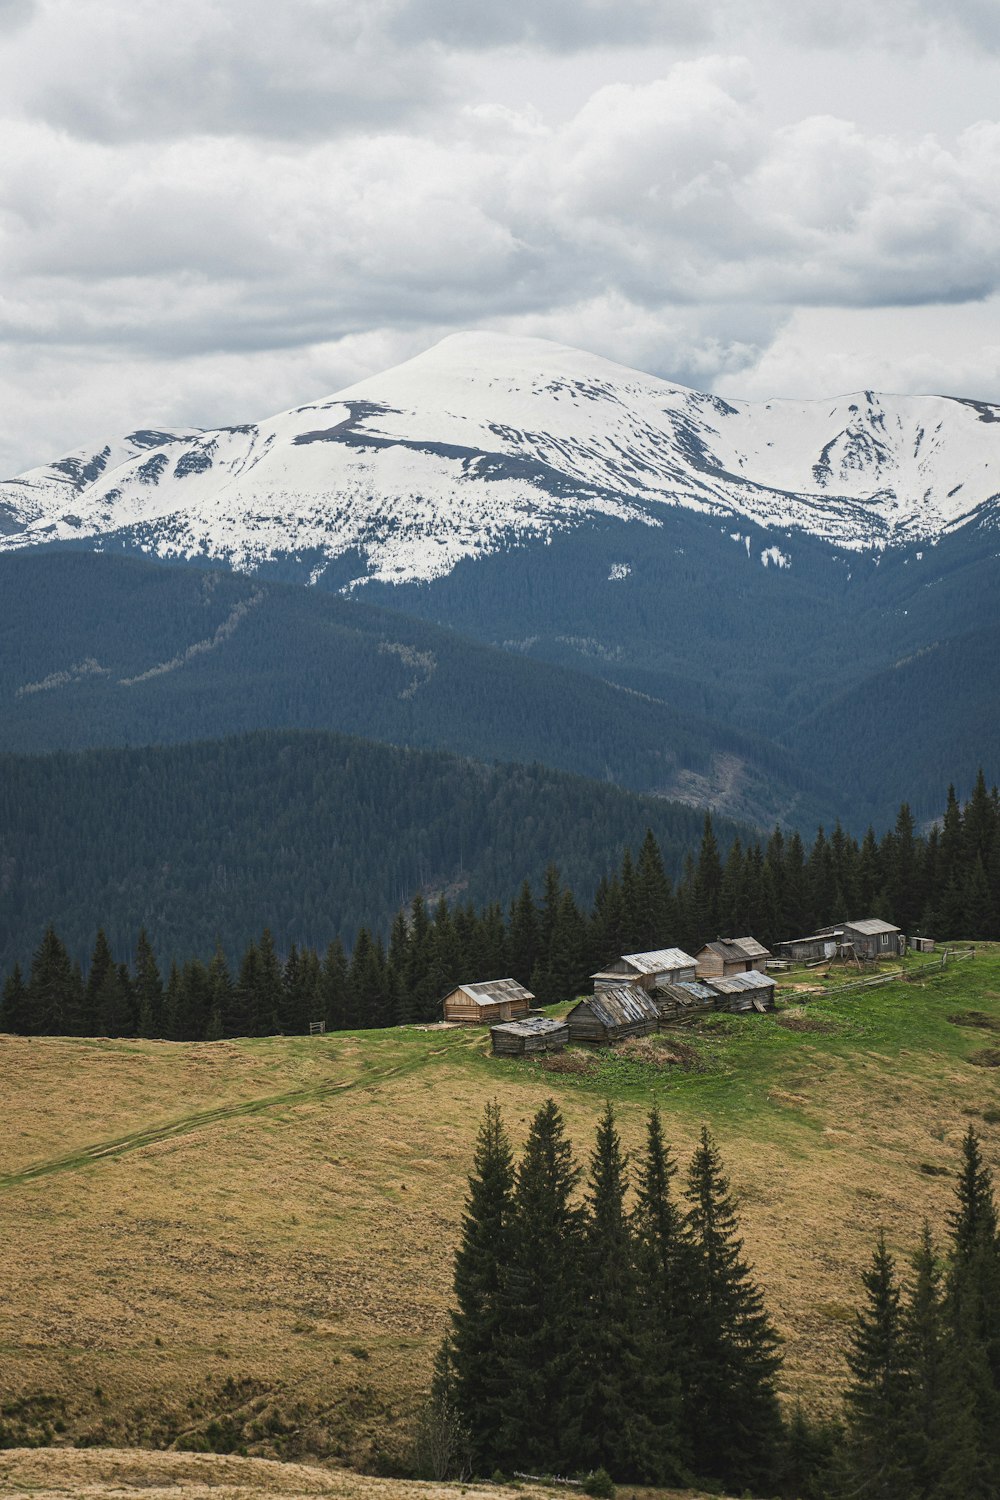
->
(804, 947, 976, 1002)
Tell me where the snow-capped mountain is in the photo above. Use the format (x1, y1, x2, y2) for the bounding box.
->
(2, 331, 999, 586)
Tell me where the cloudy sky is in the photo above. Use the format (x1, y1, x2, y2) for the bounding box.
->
(2, 0, 1000, 471)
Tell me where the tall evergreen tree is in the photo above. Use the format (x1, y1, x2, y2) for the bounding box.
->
(447, 1101, 514, 1474)
(683, 1127, 783, 1490)
(134, 928, 163, 1039)
(577, 1105, 677, 1483)
(842, 1231, 914, 1499)
(495, 1099, 583, 1474)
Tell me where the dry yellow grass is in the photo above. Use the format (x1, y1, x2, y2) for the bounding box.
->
(2, 952, 1000, 1468)
(0, 1447, 721, 1500)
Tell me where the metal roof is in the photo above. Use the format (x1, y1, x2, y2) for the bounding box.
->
(490, 1016, 567, 1039)
(573, 986, 660, 1028)
(457, 978, 534, 1006)
(618, 947, 697, 975)
(844, 918, 901, 936)
(657, 979, 719, 1005)
(701, 936, 771, 962)
(707, 969, 776, 996)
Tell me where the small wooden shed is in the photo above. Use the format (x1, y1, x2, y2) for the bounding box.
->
(841, 919, 905, 960)
(706, 969, 776, 1014)
(591, 947, 697, 994)
(655, 979, 720, 1025)
(910, 935, 936, 953)
(695, 937, 773, 979)
(566, 985, 660, 1045)
(777, 928, 841, 964)
(490, 1015, 569, 1057)
(442, 977, 533, 1025)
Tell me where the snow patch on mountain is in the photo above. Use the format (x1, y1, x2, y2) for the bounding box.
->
(1, 331, 999, 585)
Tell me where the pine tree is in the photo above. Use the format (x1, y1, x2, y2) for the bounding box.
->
(635, 829, 674, 950)
(949, 1126, 998, 1265)
(84, 929, 116, 1036)
(683, 1127, 783, 1490)
(900, 1223, 949, 1499)
(842, 1231, 914, 1499)
(507, 880, 539, 987)
(134, 929, 163, 1039)
(495, 1098, 583, 1473)
(206, 946, 233, 1038)
(448, 1101, 514, 1474)
(692, 815, 722, 943)
(26, 926, 81, 1036)
(576, 1105, 677, 1483)
(632, 1107, 690, 1473)
(1, 963, 29, 1034)
(320, 939, 349, 1031)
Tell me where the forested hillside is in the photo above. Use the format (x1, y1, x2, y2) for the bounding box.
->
(0, 549, 832, 830)
(0, 728, 749, 975)
(4, 773, 996, 1041)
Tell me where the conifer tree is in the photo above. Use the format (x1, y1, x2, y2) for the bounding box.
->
(900, 1223, 950, 1499)
(949, 1126, 998, 1265)
(577, 1105, 676, 1483)
(134, 928, 163, 1039)
(448, 1101, 514, 1474)
(320, 939, 349, 1031)
(26, 926, 80, 1036)
(842, 1231, 914, 1499)
(507, 880, 539, 987)
(692, 815, 722, 943)
(495, 1098, 583, 1473)
(0, 962, 28, 1033)
(635, 829, 673, 950)
(632, 1106, 690, 1471)
(683, 1127, 783, 1490)
(206, 945, 233, 1038)
(84, 928, 115, 1036)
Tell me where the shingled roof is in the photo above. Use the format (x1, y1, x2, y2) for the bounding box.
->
(702, 937, 772, 963)
(620, 947, 697, 974)
(583, 985, 661, 1028)
(455, 978, 534, 1007)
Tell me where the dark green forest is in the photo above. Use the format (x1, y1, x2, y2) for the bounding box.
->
(0, 727, 751, 977)
(0, 549, 830, 831)
(3, 773, 996, 1041)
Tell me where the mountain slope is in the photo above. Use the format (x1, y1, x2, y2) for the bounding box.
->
(0, 728, 752, 974)
(0, 550, 834, 829)
(2, 333, 999, 588)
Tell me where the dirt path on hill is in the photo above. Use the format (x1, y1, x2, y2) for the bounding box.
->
(0, 1031, 482, 1191)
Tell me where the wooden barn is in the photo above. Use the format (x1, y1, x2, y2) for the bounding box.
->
(777, 927, 842, 964)
(695, 936, 773, 979)
(706, 969, 776, 1014)
(841, 918, 905, 960)
(490, 1015, 569, 1057)
(591, 947, 697, 993)
(655, 979, 720, 1025)
(442, 977, 533, 1025)
(566, 985, 660, 1045)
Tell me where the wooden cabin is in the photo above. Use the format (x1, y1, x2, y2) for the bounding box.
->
(655, 979, 720, 1025)
(841, 919, 905, 960)
(695, 937, 773, 979)
(566, 985, 660, 1045)
(777, 927, 841, 964)
(706, 969, 776, 1014)
(442, 977, 533, 1025)
(490, 1015, 569, 1057)
(591, 947, 697, 994)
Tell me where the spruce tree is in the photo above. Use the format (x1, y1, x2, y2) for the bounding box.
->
(632, 1107, 690, 1471)
(842, 1231, 914, 1499)
(134, 929, 163, 1039)
(26, 926, 80, 1036)
(84, 928, 116, 1036)
(448, 1101, 514, 1474)
(577, 1105, 676, 1483)
(949, 1126, 998, 1265)
(1, 963, 29, 1034)
(495, 1098, 583, 1474)
(683, 1127, 783, 1490)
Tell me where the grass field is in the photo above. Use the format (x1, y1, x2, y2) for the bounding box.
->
(2, 946, 999, 1471)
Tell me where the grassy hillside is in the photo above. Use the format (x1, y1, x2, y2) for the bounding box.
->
(0, 1448, 720, 1500)
(2, 946, 998, 1471)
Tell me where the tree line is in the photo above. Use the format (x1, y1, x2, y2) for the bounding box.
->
(2, 772, 998, 1039)
(426, 1103, 1000, 1499)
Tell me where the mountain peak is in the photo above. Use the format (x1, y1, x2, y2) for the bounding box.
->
(1, 333, 999, 585)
